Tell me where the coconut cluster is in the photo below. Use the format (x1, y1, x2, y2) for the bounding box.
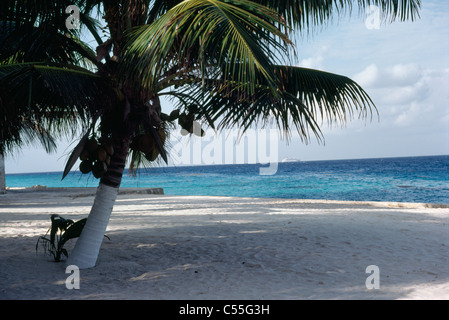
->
(129, 129, 166, 161)
(77, 109, 204, 178)
(79, 137, 114, 178)
(162, 109, 205, 137)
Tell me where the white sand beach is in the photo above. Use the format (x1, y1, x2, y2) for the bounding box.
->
(0, 187, 448, 300)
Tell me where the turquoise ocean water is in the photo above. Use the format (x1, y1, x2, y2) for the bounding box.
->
(5, 155, 449, 204)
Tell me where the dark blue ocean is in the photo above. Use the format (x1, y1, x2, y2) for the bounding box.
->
(5, 155, 449, 204)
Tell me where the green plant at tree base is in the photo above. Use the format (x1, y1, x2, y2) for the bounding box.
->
(36, 214, 109, 262)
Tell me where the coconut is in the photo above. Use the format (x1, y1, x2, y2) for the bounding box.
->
(79, 149, 89, 161)
(85, 138, 98, 153)
(97, 147, 108, 162)
(186, 113, 195, 123)
(179, 113, 194, 133)
(79, 160, 92, 174)
(194, 128, 206, 137)
(89, 150, 98, 161)
(179, 128, 187, 136)
(102, 142, 114, 156)
(178, 113, 187, 126)
(92, 161, 107, 179)
(160, 113, 170, 121)
(169, 109, 180, 120)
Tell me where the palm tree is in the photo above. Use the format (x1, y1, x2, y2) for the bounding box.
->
(0, 0, 105, 191)
(0, 0, 421, 269)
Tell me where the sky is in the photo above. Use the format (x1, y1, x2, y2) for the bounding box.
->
(4, 0, 449, 174)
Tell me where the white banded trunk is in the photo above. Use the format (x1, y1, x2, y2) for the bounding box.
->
(66, 183, 118, 269)
(67, 134, 130, 269)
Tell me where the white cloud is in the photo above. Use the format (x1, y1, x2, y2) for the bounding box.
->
(298, 56, 324, 69)
(297, 46, 328, 70)
(382, 77, 428, 105)
(392, 101, 420, 126)
(389, 64, 422, 85)
(353, 63, 423, 89)
(354, 65, 449, 133)
(352, 64, 379, 87)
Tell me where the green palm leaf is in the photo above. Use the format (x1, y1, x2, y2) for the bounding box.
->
(0, 118, 57, 155)
(121, 0, 292, 97)
(172, 65, 376, 143)
(0, 22, 97, 67)
(274, 65, 376, 125)
(0, 63, 116, 154)
(0, 63, 113, 116)
(0, 0, 106, 155)
(252, 0, 421, 31)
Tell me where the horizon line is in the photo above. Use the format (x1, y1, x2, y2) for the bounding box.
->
(5, 154, 448, 176)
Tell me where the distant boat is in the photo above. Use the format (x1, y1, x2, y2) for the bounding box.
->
(281, 158, 301, 163)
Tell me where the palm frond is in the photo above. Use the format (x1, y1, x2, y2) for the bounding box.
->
(0, 63, 113, 116)
(121, 0, 293, 97)
(0, 0, 103, 68)
(172, 65, 376, 143)
(0, 0, 88, 44)
(0, 23, 98, 68)
(274, 65, 377, 125)
(147, 0, 183, 24)
(0, 118, 58, 156)
(0, 63, 116, 154)
(252, 0, 421, 31)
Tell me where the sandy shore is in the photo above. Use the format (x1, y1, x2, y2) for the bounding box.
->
(0, 188, 448, 300)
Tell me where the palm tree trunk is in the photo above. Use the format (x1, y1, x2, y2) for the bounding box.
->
(67, 136, 130, 269)
(66, 183, 117, 268)
(0, 155, 6, 194)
